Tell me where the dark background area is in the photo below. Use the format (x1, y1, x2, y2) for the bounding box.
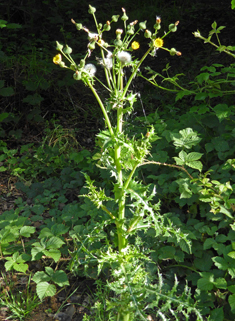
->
(0, 0, 234, 144)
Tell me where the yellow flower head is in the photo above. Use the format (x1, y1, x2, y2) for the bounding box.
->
(53, 53, 62, 65)
(153, 38, 163, 48)
(131, 41, 140, 50)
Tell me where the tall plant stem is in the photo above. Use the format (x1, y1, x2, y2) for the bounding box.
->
(115, 70, 126, 251)
(87, 81, 114, 137)
(122, 47, 151, 98)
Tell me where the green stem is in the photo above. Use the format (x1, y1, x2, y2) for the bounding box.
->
(86, 81, 114, 137)
(122, 47, 151, 98)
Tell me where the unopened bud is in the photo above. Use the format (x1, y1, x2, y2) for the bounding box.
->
(112, 15, 119, 22)
(139, 21, 147, 30)
(169, 23, 177, 32)
(144, 29, 152, 38)
(130, 20, 138, 26)
(73, 71, 82, 80)
(121, 8, 128, 21)
(170, 48, 177, 56)
(127, 26, 134, 35)
(56, 41, 63, 51)
(114, 39, 123, 47)
(63, 44, 72, 54)
(156, 16, 161, 24)
(116, 29, 123, 35)
(88, 5, 96, 14)
(88, 41, 96, 50)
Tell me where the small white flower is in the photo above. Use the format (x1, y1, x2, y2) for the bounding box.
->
(117, 51, 131, 64)
(84, 63, 97, 76)
(193, 31, 201, 38)
(88, 32, 99, 41)
(103, 58, 113, 69)
(106, 51, 113, 59)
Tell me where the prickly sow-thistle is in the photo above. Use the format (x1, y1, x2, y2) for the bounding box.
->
(53, 7, 181, 86)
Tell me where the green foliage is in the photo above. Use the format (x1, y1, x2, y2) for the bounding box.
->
(0, 274, 40, 321)
(1, 3, 235, 321)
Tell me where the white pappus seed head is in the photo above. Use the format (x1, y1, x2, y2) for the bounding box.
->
(117, 51, 131, 64)
(84, 63, 97, 76)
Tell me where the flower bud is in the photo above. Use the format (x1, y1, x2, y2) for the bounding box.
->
(154, 23, 161, 30)
(116, 29, 123, 35)
(170, 48, 177, 56)
(144, 29, 152, 38)
(112, 15, 119, 22)
(88, 5, 96, 14)
(98, 23, 102, 30)
(114, 39, 123, 47)
(103, 21, 111, 31)
(88, 41, 96, 50)
(71, 19, 83, 31)
(156, 16, 161, 24)
(139, 21, 147, 30)
(70, 64, 77, 71)
(121, 8, 128, 21)
(193, 31, 201, 38)
(88, 32, 99, 41)
(73, 71, 82, 80)
(56, 41, 63, 51)
(63, 44, 72, 54)
(169, 23, 177, 32)
(127, 25, 134, 35)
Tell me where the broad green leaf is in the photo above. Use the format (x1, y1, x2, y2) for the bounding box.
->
(6, 23, 22, 29)
(4, 260, 14, 271)
(229, 294, 235, 312)
(45, 266, 54, 277)
(13, 262, 28, 273)
(186, 152, 203, 161)
(179, 150, 187, 161)
(52, 270, 69, 287)
(197, 273, 214, 291)
(228, 267, 235, 278)
(159, 246, 176, 260)
(36, 282, 56, 301)
(46, 236, 65, 249)
(43, 249, 61, 262)
(0, 20, 7, 28)
(175, 90, 192, 101)
(213, 277, 227, 289)
(212, 256, 228, 270)
(20, 226, 36, 237)
(195, 92, 208, 100)
(228, 285, 235, 293)
(0, 87, 14, 97)
(32, 271, 51, 284)
(214, 104, 231, 122)
(0, 112, 9, 122)
(186, 160, 203, 172)
(209, 307, 224, 321)
(232, 0, 235, 9)
(203, 238, 216, 250)
(196, 72, 210, 84)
